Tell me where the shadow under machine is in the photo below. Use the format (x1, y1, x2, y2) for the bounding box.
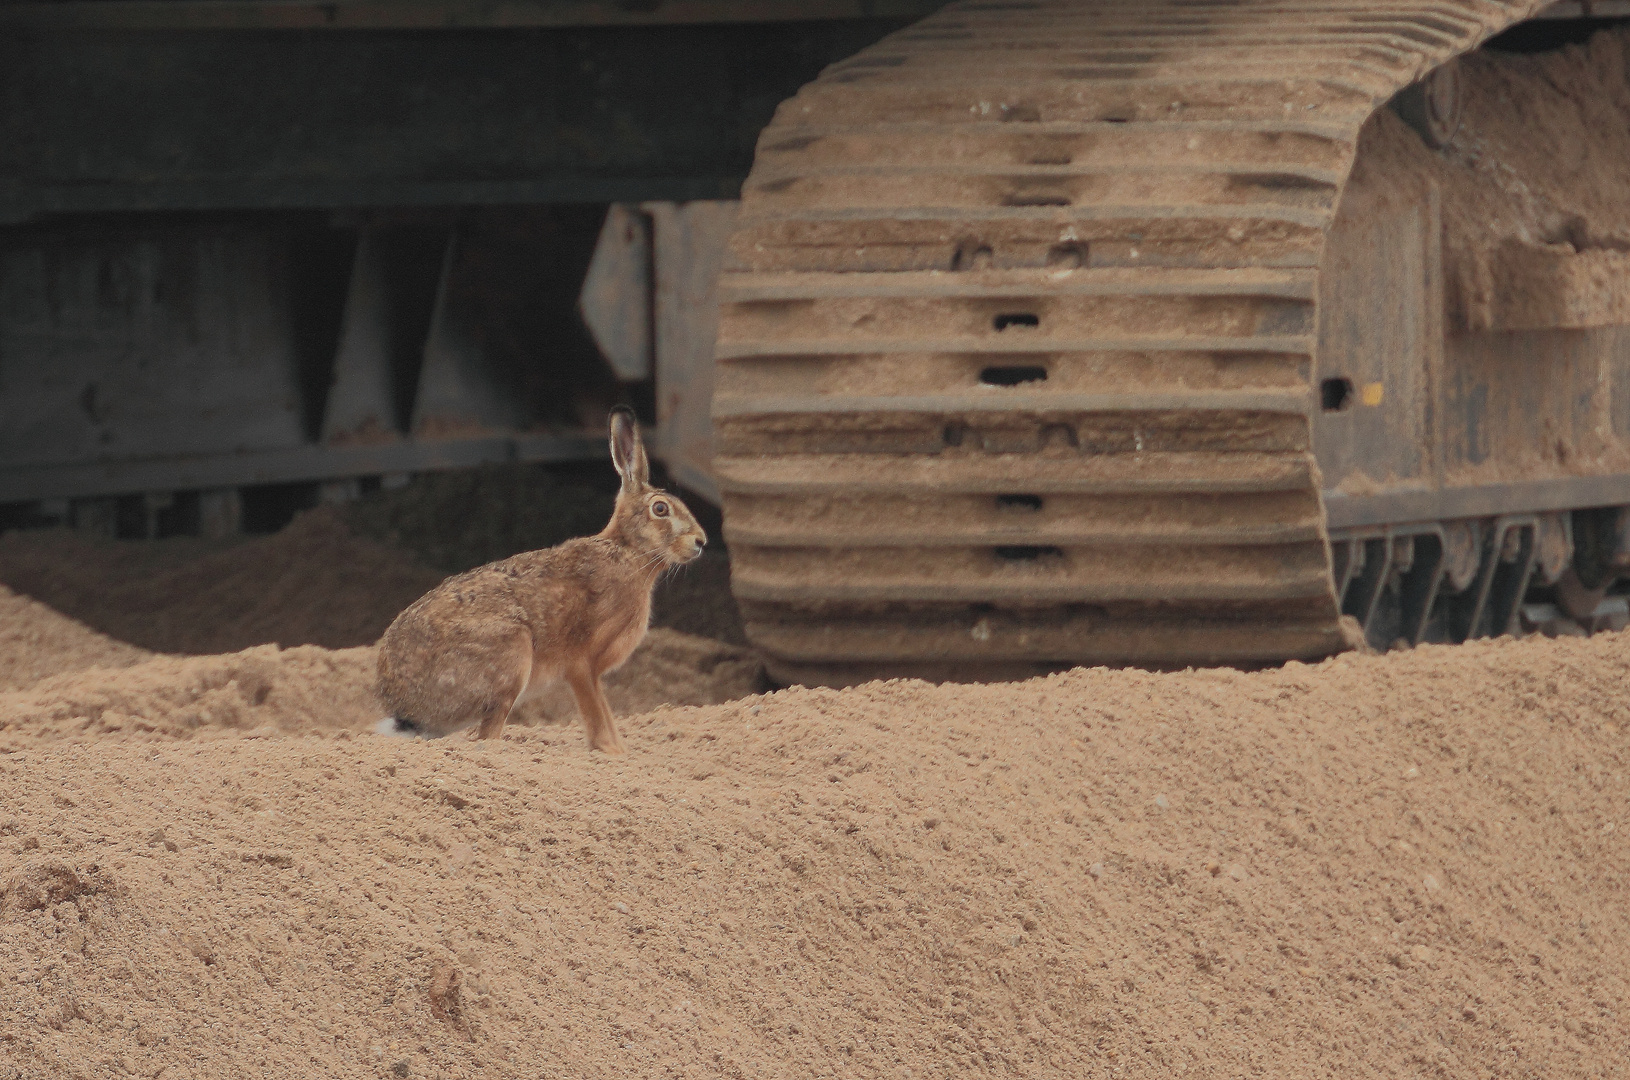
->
(6, 0, 1630, 684)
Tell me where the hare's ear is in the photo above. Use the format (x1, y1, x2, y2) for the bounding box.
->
(608, 407, 648, 491)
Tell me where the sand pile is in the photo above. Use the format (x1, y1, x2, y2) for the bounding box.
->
(0, 586, 150, 694)
(3, 630, 1627, 1079)
(0, 628, 762, 749)
(0, 499, 746, 656)
(0, 645, 378, 745)
(0, 508, 445, 655)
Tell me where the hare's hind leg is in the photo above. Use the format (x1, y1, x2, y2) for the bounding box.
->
(473, 633, 534, 740)
(564, 666, 624, 755)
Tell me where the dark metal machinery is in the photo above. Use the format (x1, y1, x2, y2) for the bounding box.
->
(710, 0, 1630, 684)
(0, 0, 940, 531)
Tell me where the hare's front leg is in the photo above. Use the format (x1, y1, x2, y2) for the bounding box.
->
(564, 666, 625, 755)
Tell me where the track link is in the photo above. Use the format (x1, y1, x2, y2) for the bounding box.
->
(716, 0, 1548, 686)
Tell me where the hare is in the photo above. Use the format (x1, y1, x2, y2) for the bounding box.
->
(373, 408, 706, 752)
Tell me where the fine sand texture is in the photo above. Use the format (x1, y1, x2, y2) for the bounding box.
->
(3, 631, 1627, 1079)
(0, 586, 150, 694)
(0, 627, 762, 747)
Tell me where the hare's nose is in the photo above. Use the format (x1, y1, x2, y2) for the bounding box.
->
(694, 536, 707, 550)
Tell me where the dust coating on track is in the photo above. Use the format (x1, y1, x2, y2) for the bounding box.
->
(715, 0, 1561, 683)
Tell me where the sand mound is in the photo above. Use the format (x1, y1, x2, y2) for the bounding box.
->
(0, 644, 378, 744)
(0, 628, 762, 748)
(0, 500, 747, 658)
(3, 631, 1626, 1078)
(0, 508, 447, 655)
(0, 585, 151, 694)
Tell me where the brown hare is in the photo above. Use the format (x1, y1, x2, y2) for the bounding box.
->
(374, 408, 706, 752)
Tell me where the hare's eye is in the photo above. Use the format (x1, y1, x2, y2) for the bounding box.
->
(651, 500, 670, 518)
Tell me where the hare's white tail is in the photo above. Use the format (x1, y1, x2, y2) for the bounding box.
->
(375, 716, 421, 738)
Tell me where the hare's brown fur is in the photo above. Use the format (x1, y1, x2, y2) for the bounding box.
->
(374, 409, 705, 752)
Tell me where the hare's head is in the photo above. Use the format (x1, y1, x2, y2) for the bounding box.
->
(606, 407, 706, 568)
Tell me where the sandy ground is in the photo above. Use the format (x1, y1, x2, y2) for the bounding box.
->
(1, 630, 1627, 1080)
(0, 588, 150, 694)
(0, 625, 762, 748)
(5, 538, 1622, 1080)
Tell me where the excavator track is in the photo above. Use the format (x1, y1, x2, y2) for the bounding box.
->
(714, 0, 1549, 686)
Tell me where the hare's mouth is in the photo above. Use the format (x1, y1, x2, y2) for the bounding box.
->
(672, 536, 705, 564)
